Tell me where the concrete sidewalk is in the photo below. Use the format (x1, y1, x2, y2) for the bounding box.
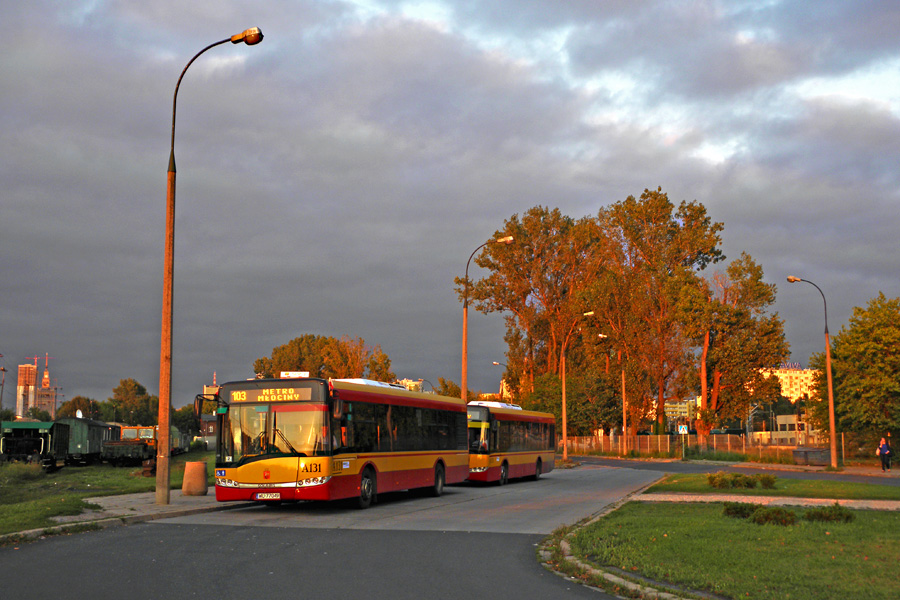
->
(735, 461, 899, 479)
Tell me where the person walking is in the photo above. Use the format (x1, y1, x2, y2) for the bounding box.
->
(877, 437, 892, 472)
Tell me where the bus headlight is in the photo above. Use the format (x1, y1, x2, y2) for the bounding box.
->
(297, 476, 331, 488)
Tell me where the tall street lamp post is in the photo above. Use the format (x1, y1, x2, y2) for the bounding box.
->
(157, 28, 264, 505)
(460, 236, 514, 401)
(583, 311, 624, 454)
(0, 366, 6, 412)
(491, 361, 507, 400)
(787, 276, 838, 468)
(560, 312, 602, 461)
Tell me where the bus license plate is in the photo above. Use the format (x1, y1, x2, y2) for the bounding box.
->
(256, 492, 280, 500)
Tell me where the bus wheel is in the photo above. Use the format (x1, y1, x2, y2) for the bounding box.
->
(358, 467, 376, 509)
(533, 459, 542, 481)
(499, 462, 509, 486)
(430, 464, 445, 497)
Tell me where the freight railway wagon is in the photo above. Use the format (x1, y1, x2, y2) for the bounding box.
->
(99, 425, 189, 466)
(56, 417, 121, 465)
(101, 426, 155, 466)
(466, 401, 555, 484)
(0, 421, 70, 470)
(205, 377, 470, 508)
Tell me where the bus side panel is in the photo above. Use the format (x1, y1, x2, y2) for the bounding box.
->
(352, 452, 468, 493)
(469, 451, 555, 482)
(445, 458, 469, 485)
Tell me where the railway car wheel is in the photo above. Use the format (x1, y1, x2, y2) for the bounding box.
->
(358, 467, 376, 509)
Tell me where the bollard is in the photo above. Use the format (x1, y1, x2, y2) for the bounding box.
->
(182, 461, 209, 496)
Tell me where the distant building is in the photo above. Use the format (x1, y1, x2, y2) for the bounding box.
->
(664, 397, 698, 425)
(762, 366, 817, 402)
(16, 356, 59, 419)
(199, 414, 217, 449)
(16, 364, 36, 417)
(35, 359, 58, 419)
(751, 413, 822, 446)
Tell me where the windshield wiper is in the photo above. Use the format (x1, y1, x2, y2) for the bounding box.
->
(274, 427, 305, 456)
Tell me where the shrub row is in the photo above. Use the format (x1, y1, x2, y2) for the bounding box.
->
(723, 501, 854, 526)
(707, 471, 777, 489)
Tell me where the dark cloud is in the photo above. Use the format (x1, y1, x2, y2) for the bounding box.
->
(1, 1, 898, 410)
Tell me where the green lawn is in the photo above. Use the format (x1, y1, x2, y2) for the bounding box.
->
(569, 501, 900, 600)
(647, 472, 900, 500)
(0, 450, 215, 536)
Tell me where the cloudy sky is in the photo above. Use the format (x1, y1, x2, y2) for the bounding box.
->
(2, 1, 898, 410)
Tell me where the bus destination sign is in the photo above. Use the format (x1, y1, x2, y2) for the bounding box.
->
(230, 387, 314, 403)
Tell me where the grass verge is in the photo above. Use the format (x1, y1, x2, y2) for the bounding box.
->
(567, 501, 900, 600)
(0, 450, 215, 536)
(646, 472, 900, 500)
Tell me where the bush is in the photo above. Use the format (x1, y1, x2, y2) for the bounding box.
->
(723, 501, 758, 519)
(707, 471, 758, 489)
(804, 502, 855, 523)
(189, 439, 208, 452)
(749, 506, 797, 526)
(755, 473, 777, 489)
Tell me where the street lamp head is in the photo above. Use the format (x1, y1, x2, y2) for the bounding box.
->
(786, 276, 801, 283)
(232, 27, 264, 45)
(494, 235, 514, 244)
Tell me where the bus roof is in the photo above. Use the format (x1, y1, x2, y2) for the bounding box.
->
(217, 377, 467, 412)
(467, 402, 555, 423)
(332, 378, 467, 411)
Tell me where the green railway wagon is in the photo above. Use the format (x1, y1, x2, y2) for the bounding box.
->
(0, 421, 69, 470)
(56, 417, 121, 465)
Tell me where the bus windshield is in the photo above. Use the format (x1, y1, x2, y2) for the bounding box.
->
(222, 403, 330, 465)
(467, 406, 490, 453)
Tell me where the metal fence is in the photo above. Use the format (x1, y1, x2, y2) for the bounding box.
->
(560, 434, 828, 463)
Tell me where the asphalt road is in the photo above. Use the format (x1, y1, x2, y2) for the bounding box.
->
(0, 464, 662, 600)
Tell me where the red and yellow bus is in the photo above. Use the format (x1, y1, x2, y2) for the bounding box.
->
(466, 401, 555, 484)
(208, 378, 469, 508)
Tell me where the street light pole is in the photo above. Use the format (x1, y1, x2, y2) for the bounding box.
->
(460, 236, 513, 401)
(491, 361, 507, 401)
(0, 366, 6, 412)
(787, 276, 838, 468)
(581, 311, 624, 454)
(157, 28, 264, 505)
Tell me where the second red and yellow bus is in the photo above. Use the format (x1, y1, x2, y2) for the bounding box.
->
(466, 401, 555, 484)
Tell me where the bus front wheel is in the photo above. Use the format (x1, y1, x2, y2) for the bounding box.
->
(358, 467, 377, 509)
(499, 462, 509, 486)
